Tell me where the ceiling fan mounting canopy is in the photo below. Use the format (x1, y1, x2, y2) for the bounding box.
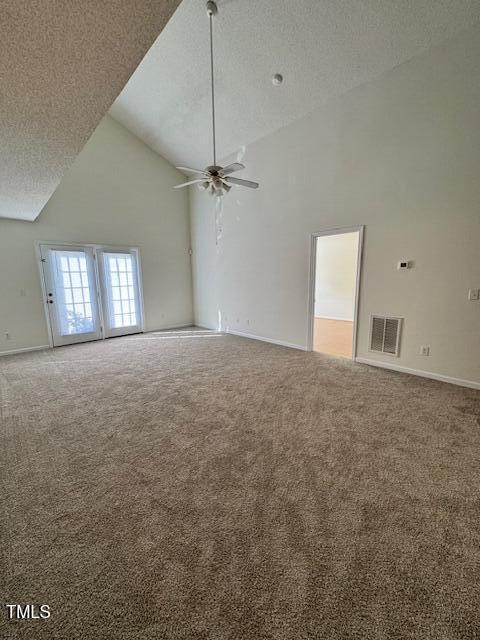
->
(206, 1, 217, 16)
(174, 0, 259, 196)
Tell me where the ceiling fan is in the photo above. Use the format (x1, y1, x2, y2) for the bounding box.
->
(174, 1, 259, 197)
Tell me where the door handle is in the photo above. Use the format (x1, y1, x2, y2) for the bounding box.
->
(48, 300, 54, 304)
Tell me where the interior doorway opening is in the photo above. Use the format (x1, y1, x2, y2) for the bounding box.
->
(309, 227, 363, 359)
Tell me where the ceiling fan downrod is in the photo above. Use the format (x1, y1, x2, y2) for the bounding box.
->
(173, 0, 259, 196)
(207, 1, 217, 166)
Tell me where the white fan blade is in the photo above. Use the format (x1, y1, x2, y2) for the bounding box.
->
(220, 162, 245, 176)
(174, 179, 206, 189)
(176, 166, 208, 176)
(225, 176, 259, 189)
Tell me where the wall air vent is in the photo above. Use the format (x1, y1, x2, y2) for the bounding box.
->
(369, 316, 402, 356)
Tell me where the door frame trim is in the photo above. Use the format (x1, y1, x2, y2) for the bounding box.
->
(35, 242, 55, 348)
(306, 225, 364, 359)
(35, 241, 145, 348)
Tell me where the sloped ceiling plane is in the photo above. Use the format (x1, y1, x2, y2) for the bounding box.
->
(0, 0, 181, 221)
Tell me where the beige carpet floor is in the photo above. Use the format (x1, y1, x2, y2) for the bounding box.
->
(1, 329, 480, 639)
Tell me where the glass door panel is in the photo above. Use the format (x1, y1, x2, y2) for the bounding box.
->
(98, 250, 143, 337)
(40, 245, 102, 346)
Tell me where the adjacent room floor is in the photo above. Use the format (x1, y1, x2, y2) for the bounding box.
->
(1, 329, 480, 639)
(313, 317, 354, 358)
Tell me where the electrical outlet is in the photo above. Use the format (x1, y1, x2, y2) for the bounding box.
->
(5, 332, 11, 341)
(468, 288, 480, 301)
(420, 346, 430, 356)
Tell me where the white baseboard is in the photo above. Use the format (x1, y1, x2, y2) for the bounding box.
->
(147, 323, 195, 333)
(315, 315, 354, 322)
(355, 357, 480, 390)
(226, 329, 306, 351)
(0, 344, 51, 357)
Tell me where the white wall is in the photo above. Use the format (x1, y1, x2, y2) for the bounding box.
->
(191, 25, 480, 386)
(315, 233, 358, 321)
(0, 115, 193, 353)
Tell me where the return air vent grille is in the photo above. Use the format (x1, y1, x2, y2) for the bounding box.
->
(369, 316, 402, 356)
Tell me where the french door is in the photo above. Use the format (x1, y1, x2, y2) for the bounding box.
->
(97, 249, 143, 338)
(40, 244, 143, 347)
(40, 245, 102, 346)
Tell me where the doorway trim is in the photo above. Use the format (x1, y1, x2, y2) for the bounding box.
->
(307, 225, 364, 359)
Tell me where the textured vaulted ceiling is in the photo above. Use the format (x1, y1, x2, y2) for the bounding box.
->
(110, 0, 480, 171)
(0, 0, 181, 221)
